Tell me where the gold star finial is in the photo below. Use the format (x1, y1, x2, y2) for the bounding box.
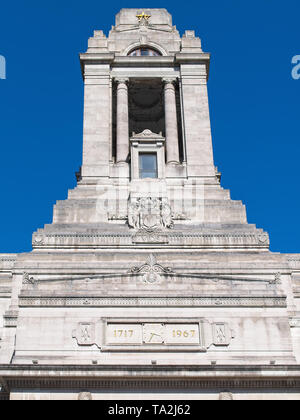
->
(136, 11, 151, 22)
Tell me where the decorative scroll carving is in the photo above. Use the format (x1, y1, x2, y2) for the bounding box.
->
(129, 254, 174, 284)
(268, 272, 282, 285)
(32, 235, 44, 246)
(132, 129, 162, 138)
(257, 233, 269, 244)
(23, 272, 35, 285)
(128, 197, 174, 231)
(275, 272, 281, 284)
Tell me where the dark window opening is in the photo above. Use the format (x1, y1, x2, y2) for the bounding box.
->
(139, 153, 158, 179)
(128, 79, 165, 138)
(111, 79, 184, 164)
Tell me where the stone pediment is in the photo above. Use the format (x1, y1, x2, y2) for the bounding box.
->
(131, 129, 164, 139)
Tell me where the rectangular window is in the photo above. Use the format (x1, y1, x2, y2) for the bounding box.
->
(139, 153, 158, 179)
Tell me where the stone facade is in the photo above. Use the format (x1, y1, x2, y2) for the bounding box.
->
(1, 9, 300, 400)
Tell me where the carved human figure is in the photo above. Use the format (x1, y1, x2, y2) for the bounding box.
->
(128, 201, 140, 229)
(161, 201, 173, 228)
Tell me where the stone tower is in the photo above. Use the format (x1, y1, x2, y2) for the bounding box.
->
(1, 9, 300, 400)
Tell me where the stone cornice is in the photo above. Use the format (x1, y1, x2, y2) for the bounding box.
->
(0, 254, 17, 262)
(80, 53, 176, 77)
(79, 53, 211, 78)
(0, 288, 11, 297)
(32, 231, 270, 250)
(175, 52, 210, 63)
(1, 364, 300, 391)
(18, 295, 286, 308)
(113, 56, 175, 66)
(79, 53, 115, 77)
(79, 52, 115, 63)
(176, 52, 210, 78)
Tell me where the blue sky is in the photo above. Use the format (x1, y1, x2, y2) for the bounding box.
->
(0, 0, 299, 253)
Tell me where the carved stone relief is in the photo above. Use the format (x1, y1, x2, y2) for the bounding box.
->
(212, 323, 233, 346)
(72, 323, 95, 346)
(23, 272, 35, 285)
(269, 272, 282, 285)
(128, 197, 174, 231)
(72, 318, 234, 351)
(129, 254, 173, 284)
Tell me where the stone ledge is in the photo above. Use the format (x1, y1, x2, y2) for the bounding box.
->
(18, 295, 286, 308)
(0, 288, 11, 297)
(32, 231, 270, 250)
(1, 364, 300, 391)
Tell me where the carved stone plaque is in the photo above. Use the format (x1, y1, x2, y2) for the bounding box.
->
(72, 318, 233, 351)
(212, 322, 232, 346)
(106, 323, 200, 345)
(72, 322, 95, 346)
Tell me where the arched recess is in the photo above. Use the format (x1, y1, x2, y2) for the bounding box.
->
(122, 41, 168, 57)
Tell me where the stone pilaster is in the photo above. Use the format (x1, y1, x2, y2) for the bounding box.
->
(179, 62, 215, 178)
(81, 62, 112, 179)
(116, 78, 129, 163)
(163, 78, 179, 164)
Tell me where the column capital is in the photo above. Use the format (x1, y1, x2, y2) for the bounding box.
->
(162, 77, 177, 86)
(116, 76, 129, 164)
(115, 77, 129, 85)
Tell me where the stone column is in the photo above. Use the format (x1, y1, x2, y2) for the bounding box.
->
(116, 78, 129, 163)
(163, 78, 179, 164)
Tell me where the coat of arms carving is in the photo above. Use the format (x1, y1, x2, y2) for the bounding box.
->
(128, 197, 174, 231)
